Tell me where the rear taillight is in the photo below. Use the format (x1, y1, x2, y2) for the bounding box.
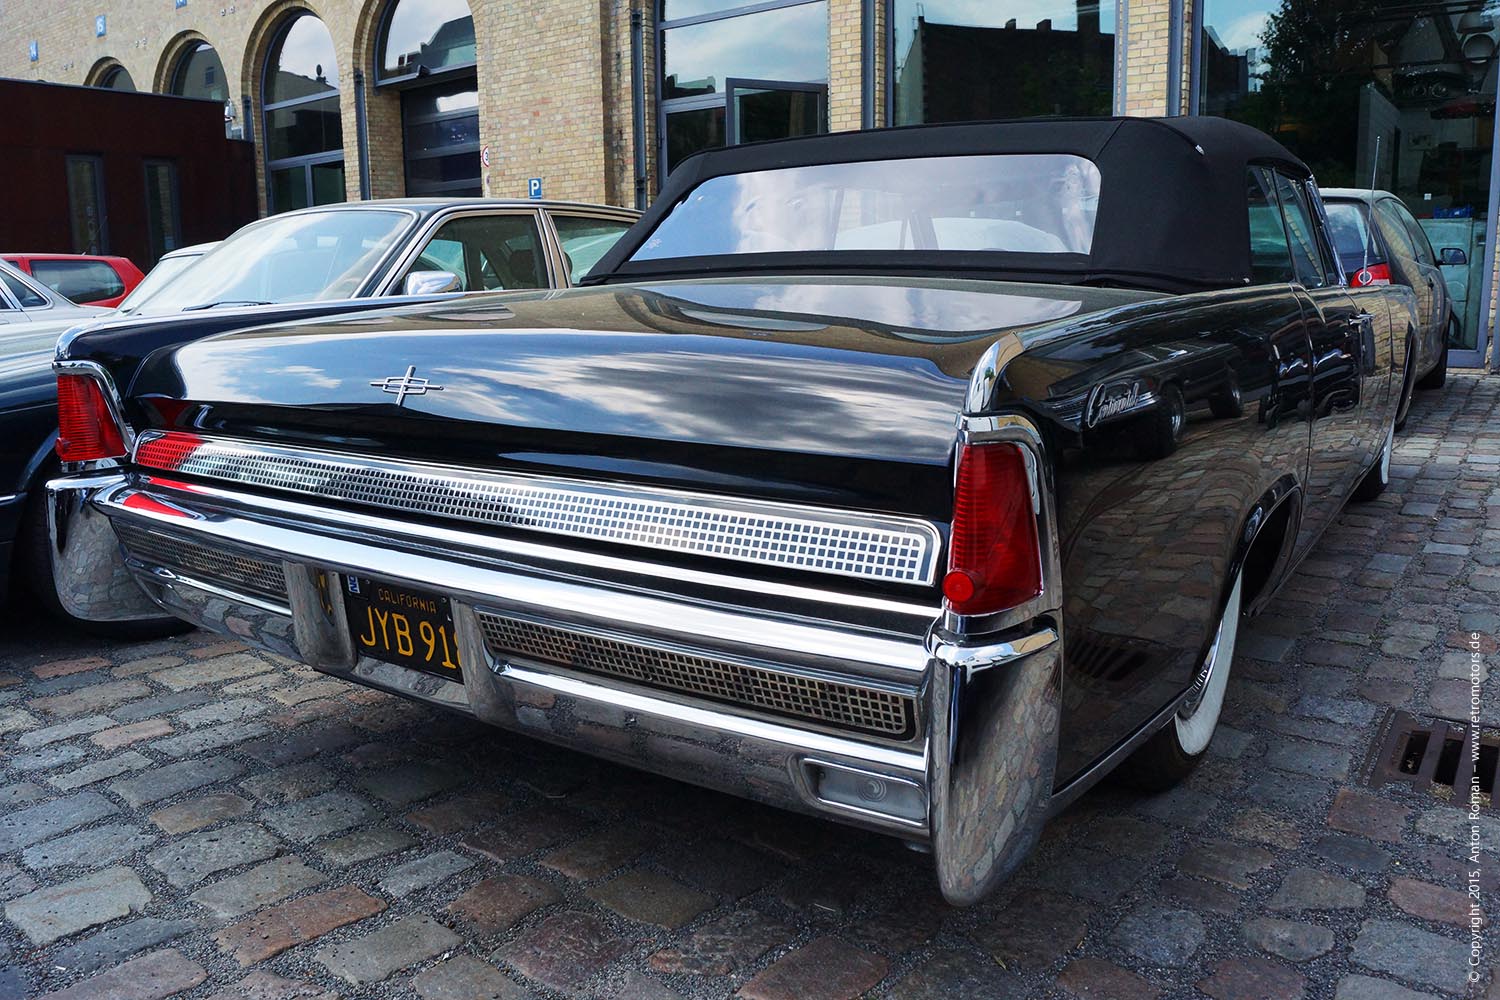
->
(1349, 263, 1392, 287)
(943, 442, 1043, 616)
(55, 374, 127, 462)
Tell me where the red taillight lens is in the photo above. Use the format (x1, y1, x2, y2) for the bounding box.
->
(55, 374, 127, 462)
(1349, 263, 1392, 287)
(133, 432, 205, 472)
(943, 442, 1043, 616)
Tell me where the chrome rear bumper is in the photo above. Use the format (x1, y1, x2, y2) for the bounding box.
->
(50, 471, 1060, 904)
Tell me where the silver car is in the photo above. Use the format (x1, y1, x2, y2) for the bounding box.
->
(0, 258, 107, 331)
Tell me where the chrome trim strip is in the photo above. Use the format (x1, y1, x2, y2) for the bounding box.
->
(96, 481, 933, 676)
(136, 566, 293, 618)
(134, 431, 942, 587)
(929, 627, 1059, 680)
(0, 494, 18, 505)
(134, 474, 942, 622)
(500, 661, 927, 775)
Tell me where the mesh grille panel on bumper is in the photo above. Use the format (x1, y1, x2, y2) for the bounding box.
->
(114, 522, 289, 604)
(476, 611, 915, 739)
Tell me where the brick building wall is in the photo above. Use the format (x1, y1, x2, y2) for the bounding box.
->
(0, 0, 1492, 365)
(3, 0, 1190, 206)
(12, 0, 1187, 211)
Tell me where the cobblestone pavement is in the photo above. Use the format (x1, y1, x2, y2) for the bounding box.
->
(1, 374, 1498, 1000)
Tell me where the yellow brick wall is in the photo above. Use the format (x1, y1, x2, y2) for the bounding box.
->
(828, 0, 864, 133)
(1124, 0, 1173, 115)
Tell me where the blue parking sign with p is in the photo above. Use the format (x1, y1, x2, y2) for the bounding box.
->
(527, 178, 543, 200)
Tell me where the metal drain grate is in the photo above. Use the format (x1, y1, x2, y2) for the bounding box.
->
(1358, 709, 1499, 810)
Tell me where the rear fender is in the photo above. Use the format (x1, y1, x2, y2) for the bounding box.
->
(1229, 474, 1302, 619)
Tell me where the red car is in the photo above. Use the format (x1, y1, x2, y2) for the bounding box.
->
(1, 253, 145, 308)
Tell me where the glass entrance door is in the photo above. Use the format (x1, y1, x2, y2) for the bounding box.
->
(1198, 0, 1497, 368)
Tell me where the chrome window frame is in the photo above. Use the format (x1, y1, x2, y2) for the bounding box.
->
(540, 208, 642, 287)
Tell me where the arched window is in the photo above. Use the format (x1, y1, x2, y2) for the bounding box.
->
(376, 0, 480, 197)
(170, 42, 228, 103)
(98, 65, 136, 91)
(263, 14, 345, 212)
(377, 0, 476, 82)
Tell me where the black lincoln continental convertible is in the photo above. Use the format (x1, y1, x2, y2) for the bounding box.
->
(48, 118, 1415, 904)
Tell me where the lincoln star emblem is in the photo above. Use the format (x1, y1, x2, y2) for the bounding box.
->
(370, 365, 444, 407)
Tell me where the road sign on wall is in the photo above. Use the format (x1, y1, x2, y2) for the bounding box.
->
(528, 178, 543, 200)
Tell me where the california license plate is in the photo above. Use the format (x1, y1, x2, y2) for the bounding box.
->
(344, 576, 462, 680)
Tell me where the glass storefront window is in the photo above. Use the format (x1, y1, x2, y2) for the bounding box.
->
(263, 13, 344, 213)
(171, 42, 227, 103)
(659, 0, 829, 174)
(664, 106, 724, 173)
(662, 2, 828, 99)
(401, 78, 481, 197)
(662, 0, 750, 18)
(891, 0, 1116, 124)
(266, 98, 343, 161)
(1199, 0, 1497, 357)
(377, 1, 481, 198)
(65, 155, 107, 255)
(379, 0, 476, 81)
(144, 160, 181, 266)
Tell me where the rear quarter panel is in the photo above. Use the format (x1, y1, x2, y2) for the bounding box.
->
(993, 286, 1315, 783)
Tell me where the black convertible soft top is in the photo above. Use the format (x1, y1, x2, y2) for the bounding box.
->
(587, 116, 1313, 294)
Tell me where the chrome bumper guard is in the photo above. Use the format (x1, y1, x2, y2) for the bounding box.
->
(48, 472, 1061, 904)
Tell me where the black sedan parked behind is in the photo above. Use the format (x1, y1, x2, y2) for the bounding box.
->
(1, 197, 638, 634)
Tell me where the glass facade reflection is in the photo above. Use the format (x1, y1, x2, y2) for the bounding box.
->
(379, 0, 476, 81)
(1199, 0, 1497, 355)
(171, 42, 227, 103)
(659, 0, 829, 174)
(263, 13, 344, 212)
(377, 0, 481, 197)
(892, 0, 1116, 123)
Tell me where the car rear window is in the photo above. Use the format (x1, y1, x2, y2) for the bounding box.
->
(0, 267, 49, 308)
(1324, 201, 1384, 270)
(31, 259, 125, 303)
(630, 154, 1103, 261)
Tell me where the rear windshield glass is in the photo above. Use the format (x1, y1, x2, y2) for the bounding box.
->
(629, 154, 1102, 261)
(1323, 201, 1382, 268)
